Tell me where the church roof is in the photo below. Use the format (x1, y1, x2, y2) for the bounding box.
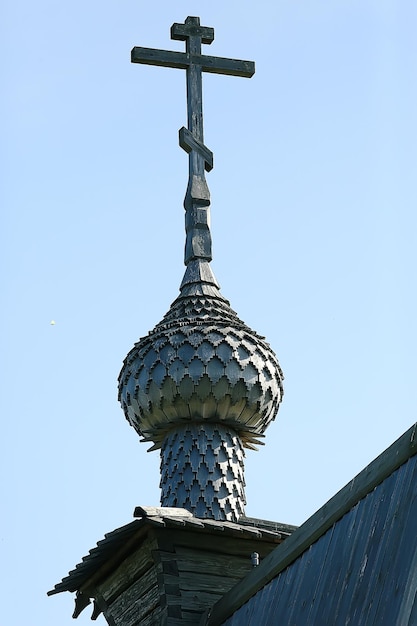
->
(206, 422, 417, 625)
(48, 508, 294, 598)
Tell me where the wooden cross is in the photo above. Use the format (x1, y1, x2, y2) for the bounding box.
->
(132, 16, 255, 265)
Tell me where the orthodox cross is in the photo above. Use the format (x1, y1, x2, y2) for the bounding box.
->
(132, 16, 255, 265)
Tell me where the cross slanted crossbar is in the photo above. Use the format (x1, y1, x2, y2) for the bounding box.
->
(131, 16, 255, 266)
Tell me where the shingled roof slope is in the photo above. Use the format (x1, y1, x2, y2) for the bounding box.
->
(48, 508, 293, 597)
(207, 422, 417, 625)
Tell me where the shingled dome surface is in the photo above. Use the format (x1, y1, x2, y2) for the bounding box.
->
(119, 290, 284, 450)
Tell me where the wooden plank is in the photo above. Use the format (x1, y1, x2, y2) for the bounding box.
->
(108, 573, 160, 624)
(199, 55, 254, 77)
(177, 558, 250, 579)
(155, 527, 280, 558)
(166, 613, 203, 625)
(239, 516, 297, 535)
(158, 575, 181, 598)
(160, 559, 180, 576)
(157, 544, 253, 570)
(96, 538, 157, 602)
(179, 127, 213, 172)
(131, 47, 254, 77)
(134, 507, 193, 519)
(207, 422, 417, 625)
(136, 605, 167, 626)
(131, 46, 188, 70)
(166, 589, 223, 613)
(163, 571, 241, 595)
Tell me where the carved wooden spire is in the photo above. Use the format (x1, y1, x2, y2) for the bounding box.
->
(131, 16, 255, 294)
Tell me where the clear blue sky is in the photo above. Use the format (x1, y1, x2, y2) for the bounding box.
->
(2, 1, 417, 624)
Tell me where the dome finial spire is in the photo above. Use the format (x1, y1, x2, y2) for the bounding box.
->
(131, 16, 255, 274)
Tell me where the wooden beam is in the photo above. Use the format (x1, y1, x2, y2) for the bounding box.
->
(131, 47, 254, 77)
(179, 127, 213, 172)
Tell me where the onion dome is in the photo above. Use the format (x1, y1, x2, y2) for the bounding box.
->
(118, 259, 284, 452)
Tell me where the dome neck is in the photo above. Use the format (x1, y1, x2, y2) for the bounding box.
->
(160, 423, 246, 521)
(179, 258, 227, 299)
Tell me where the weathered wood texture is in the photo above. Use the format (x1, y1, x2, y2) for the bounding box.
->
(166, 589, 225, 613)
(159, 545, 253, 578)
(179, 127, 213, 172)
(108, 575, 161, 625)
(95, 536, 163, 626)
(155, 528, 280, 559)
(209, 423, 417, 626)
(97, 538, 158, 603)
(132, 604, 167, 626)
(129, 16, 254, 273)
(93, 520, 283, 625)
(158, 527, 280, 622)
(131, 48, 254, 78)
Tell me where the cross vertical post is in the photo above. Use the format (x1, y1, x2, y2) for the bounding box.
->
(172, 17, 214, 265)
(172, 17, 213, 175)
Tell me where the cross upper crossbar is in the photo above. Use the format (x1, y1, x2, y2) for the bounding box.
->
(131, 47, 254, 78)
